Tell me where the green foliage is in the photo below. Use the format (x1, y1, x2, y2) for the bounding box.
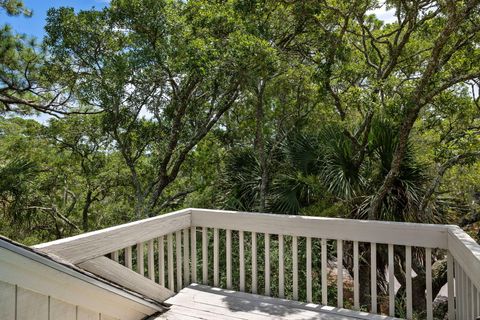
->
(1, 2, 480, 317)
(0, 0, 30, 16)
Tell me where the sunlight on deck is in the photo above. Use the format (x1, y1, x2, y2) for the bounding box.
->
(156, 284, 398, 320)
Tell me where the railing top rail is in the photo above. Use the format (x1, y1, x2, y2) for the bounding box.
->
(34, 208, 191, 264)
(447, 225, 480, 289)
(190, 208, 450, 249)
(33, 208, 480, 267)
(192, 208, 453, 229)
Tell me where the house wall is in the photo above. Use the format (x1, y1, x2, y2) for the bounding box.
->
(0, 280, 119, 320)
(0, 241, 160, 320)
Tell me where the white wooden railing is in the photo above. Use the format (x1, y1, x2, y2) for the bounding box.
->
(35, 208, 480, 320)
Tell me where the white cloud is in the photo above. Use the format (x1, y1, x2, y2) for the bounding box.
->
(369, 4, 397, 24)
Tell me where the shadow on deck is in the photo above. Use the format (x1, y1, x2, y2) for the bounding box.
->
(156, 283, 398, 320)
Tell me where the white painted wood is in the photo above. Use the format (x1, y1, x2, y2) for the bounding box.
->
(111, 251, 119, 263)
(159, 236, 165, 286)
(477, 286, 480, 318)
(125, 246, 132, 269)
(469, 277, 474, 320)
(337, 240, 343, 308)
(447, 226, 480, 289)
(426, 247, 432, 320)
(163, 284, 400, 320)
(191, 209, 448, 249)
(293, 235, 298, 301)
(191, 227, 197, 283)
(136, 242, 145, 276)
(168, 233, 174, 291)
(202, 227, 208, 285)
(36, 208, 191, 264)
(213, 228, 219, 287)
(0, 281, 15, 320)
(78, 256, 174, 302)
(463, 267, 468, 320)
(50, 297, 76, 320)
(264, 233, 270, 296)
(176, 230, 183, 291)
(447, 252, 454, 320)
(321, 238, 327, 306)
(183, 228, 190, 285)
(466, 277, 472, 320)
(278, 234, 284, 299)
(455, 261, 460, 320)
(459, 267, 464, 320)
(0, 248, 157, 319)
(16, 286, 49, 320)
(353, 241, 359, 310)
(306, 236, 312, 303)
(28, 208, 480, 320)
(77, 306, 99, 320)
(148, 240, 155, 281)
(477, 286, 480, 319)
(226, 229, 232, 290)
(239, 230, 245, 292)
(252, 231, 257, 294)
(388, 244, 394, 317)
(371, 242, 377, 314)
(471, 285, 478, 318)
(406, 246, 412, 319)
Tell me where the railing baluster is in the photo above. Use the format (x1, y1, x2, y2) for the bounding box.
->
(473, 282, 477, 318)
(175, 230, 182, 290)
(292, 235, 298, 300)
(406, 246, 413, 319)
(252, 232, 257, 294)
(147, 239, 154, 281)
(125, 246, 132, 269)
(111, 251, 119, 263)
(213, 228, 219, 287)
(462, 268, 467, 320)
(353, 241, 359, 310)
(183, 228, 189, 285)
(159, 236, 165, 286)
(477, 286, 480, 318)
(467, 277, 472, 320)
(202, 227, 208, 285)
(426, 247, 432, 320)
(168, 233, 174, 291)
(278, 234, 284, 298)
(321, 238, 327, 305)
(239, 230, 245, 292)
(137, 242, 144, 276)
(337, 240, 343, 308)
(265, 233, 270, 296)
(371, 242, 377, 314)
(226, 229, 232, 290)
(191, 227, 197, 283)
(447, 252, 454, 320)
(474, 282, 478, 319)
(477, 285, 480, 318)
(455, 261, 461, 320)
(306, 236, 312, 303)
(388, 244, 394, 317)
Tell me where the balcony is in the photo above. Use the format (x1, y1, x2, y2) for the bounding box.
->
(33, 208, 480, 319)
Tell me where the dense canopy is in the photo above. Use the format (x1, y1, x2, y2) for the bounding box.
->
(1, 0, 480, 316)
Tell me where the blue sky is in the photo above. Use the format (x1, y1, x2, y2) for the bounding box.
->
(0, 0, 109, 39)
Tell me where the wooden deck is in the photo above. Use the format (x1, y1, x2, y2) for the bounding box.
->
(156, 284, 398, 320)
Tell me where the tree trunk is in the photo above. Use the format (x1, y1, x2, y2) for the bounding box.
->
(369, 2, 478, 219)
(255, 79, 268, 212)
(82, 189, 93, 231)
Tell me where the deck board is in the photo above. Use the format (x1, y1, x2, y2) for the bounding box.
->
(156, 284, 399, 320)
